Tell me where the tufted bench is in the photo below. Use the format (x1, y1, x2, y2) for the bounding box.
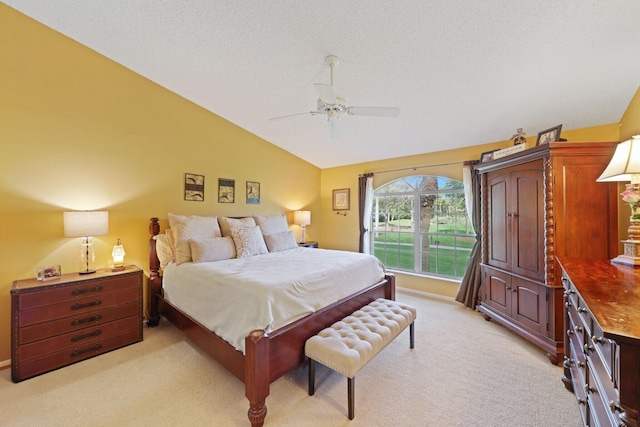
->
(305, 298, 416, 420)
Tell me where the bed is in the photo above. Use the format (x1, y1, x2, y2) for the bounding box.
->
(146, 216, 395, 427)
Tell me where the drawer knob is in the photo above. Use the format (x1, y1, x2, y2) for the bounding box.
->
(583, 343, 594, 354)
(567, 329, 574, 337)
(71, 285, 103, 296)
(71, 299, 102, 311)
(609, 400, 622, 412)
(578, 307, 588, 314)
(562, 357, 573, 368)
(71, 329, 102, 342)
(70, 314, 102, 326)
(577, 398, 586, 406)
(575, 326, 583, 333)
(565, 301, 573, 308)
(71, 343, 102, 358)
(592, 335, 606, 345)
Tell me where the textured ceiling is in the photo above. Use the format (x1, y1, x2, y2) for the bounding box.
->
(5, 1, 640, 168)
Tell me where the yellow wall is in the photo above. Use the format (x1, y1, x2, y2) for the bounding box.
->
(0, 5, 320, 363)
(320, 124, 622, 297)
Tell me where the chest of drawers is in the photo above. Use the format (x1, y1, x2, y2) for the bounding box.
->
(11, 265, 143, 382)
(560, 258, 640, 427)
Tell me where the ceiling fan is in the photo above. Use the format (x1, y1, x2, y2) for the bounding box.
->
(269, 55, 400, 137)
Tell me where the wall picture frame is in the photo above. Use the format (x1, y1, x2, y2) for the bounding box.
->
(480, 150, 497, 163)
(246, 181, 260, 204)
(184, 173, 205, 201)
(536, 124, 563, 146)
(332, 188, 350, 210)
(218, 178, 235, 203)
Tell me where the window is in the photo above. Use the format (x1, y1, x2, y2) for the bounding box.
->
(370, 175, 475, 279)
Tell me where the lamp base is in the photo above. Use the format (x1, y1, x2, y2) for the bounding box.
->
(79, 269, 97, 275)
(611, 240, 640, 267)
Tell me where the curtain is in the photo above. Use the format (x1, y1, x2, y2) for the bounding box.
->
(455, 162, 482, 308)
(358, 173, 374, 253)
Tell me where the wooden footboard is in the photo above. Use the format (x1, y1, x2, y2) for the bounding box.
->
(147, 217, 395, 426)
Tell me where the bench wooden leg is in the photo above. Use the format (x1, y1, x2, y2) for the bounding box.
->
(308, 358, 316, 396)
(348, 376, 355, 420)
(410, 321, 415, 349)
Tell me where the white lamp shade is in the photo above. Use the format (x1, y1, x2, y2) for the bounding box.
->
(294, 210, 311, 226)
(597, 136, 640, 183)
(63, 211, 109, 237)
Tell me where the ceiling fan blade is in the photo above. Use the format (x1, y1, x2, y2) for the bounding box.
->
(269, 111, 319, 121)
(314, 83, 337, 104)
(347, 106, 400, 117)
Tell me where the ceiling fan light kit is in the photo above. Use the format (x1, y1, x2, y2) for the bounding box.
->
(269, 55, 400, 137)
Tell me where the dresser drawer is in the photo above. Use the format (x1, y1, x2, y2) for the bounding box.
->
(18, 315, 140, 361)
(18, 301, 139, 345)
(17, 274, 140, 310)
(587, 362, 621, 427)
(16, 326, 141, 381)
(18, 287, 139, 326)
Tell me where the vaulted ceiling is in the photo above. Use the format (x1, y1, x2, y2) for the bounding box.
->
(5, 1, 640, 168)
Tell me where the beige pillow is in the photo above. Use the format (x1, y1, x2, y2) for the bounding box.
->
(263, 230, 298, 253)
(168, 213, 222, 265)
(253, 214, 288, 235)
(153, 233, 174, 268)
(230, 226, 268, 258)
(190, 237, 236, 263)
(219, 216, 256, 237)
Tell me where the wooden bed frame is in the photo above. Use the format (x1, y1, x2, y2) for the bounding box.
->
(146, 217, 395, 427)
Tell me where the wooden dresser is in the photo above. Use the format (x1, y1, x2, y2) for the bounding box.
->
(560, 258, 640, 427)
(476, 142, 619, 364)
(11, 265, 143, 383)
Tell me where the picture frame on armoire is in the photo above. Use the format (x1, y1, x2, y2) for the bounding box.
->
(536, 124, 562, 146)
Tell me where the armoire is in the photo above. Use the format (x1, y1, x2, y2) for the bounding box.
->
(475, 141, 619, 364)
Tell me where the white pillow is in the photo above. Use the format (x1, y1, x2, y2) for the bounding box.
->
(263, 231, 298, 253)
(253, 214, 288, 236)
(219, 217, 256, 237)
(190, 237, 236, 263)
(168, 213, 222, 265)
(230, 226, 268, 258)
(153, 233, 174, 268)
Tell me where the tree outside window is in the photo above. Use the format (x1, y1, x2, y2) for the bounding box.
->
(370, 175, 475, 279)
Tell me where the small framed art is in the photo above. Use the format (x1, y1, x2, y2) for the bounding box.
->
(332, 188, 350, 210)
(218, 178, 235, 203)
(480, 150, 497, 163)
(246, 181, 260, 204)
(184, 173, 204, 201)
(536, 124, 563, 146)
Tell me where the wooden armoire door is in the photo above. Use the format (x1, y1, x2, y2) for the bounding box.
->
(487, 164, 544, 282)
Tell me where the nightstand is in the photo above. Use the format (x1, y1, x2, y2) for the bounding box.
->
(298, 241, 318, 248)
(11, 265, 143, 382)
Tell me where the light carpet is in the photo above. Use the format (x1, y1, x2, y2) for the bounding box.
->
(1, 289, 582, 427)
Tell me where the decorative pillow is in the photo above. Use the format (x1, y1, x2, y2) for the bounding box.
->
(253, 214, 289, 236)
(230, 226, 268, 258)
(263, 230, 298, 253)
(190, 237, 236, 263)
(219, 216, 256, 237)
(168, 213, 222, 265)
(153, 233, 174, 268)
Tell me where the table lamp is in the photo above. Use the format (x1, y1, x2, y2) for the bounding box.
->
(63, 211, 109, 274)
(597, 135, 640, 266)
(294, 210, 311, 244)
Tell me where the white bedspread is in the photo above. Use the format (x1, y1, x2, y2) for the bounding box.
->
(162, 247, 385, 353)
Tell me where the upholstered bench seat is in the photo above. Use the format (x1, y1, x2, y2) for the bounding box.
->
(305, 298, 416, 419)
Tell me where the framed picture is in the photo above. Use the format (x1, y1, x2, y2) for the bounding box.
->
(332, 188, 350, 210)
(480, 150, 497, 163)
(218, 178, 235, 203)
(536, 124, 563, 146)
(246, 181, 260, 204)
(184, 173, 205, 201)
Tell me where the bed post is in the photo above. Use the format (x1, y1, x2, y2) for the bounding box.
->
(385, 273, 396, 300)
(148, 217, 162, 327)
(245, 330, 270, 427)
